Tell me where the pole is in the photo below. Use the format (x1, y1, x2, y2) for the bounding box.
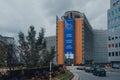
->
(50, 61, 52, 80)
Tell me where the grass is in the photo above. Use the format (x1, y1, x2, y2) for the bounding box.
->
(56, 70, 73, 80)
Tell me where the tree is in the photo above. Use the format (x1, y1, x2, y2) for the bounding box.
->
(40, 46, 55, 66)
(18, 25, 55, 68)
(50, 46, 55, 62)
(7, 44, 16, 70)
(26, 26, 37, 67)
(0, 42, 7, 66)
(18, 31, 29, 65)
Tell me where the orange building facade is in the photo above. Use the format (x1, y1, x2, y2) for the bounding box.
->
(75, 18, 83, 64)
(57, 20, 64, 64)
(57, 18, 83, 65)
(57, 11, 93, 65)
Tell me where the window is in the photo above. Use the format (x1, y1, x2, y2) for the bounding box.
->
(115, 43, 118, 48)
(108, 20, 110, 25)
(118, 1, 120, 4)
(108, 44, 111, 48)
(113, 3, 115, 7)
(115, 36, 118, 39)
(119, 16, 120, 21)
(115, 17, 117, 22)
(116, 52, 118, 56)
(119, 52, 120, 56)
(108, 36, 111, 40)
(112, 52, 114, 56)
(111, 28, 115, 32)
(113, 1, 120, 7)
(115, 9, 118, 14)
(116, 1, 118, 4)
(109, 52, 111, 56)
(118, 25, 120, 29)
(119, 7, 120, 12)
(112, 37, 114, 40)
(108, 12, 110, 17)
(114, 26, 117, 28)
(116, 17, 119, 22)
(119, 43, 120, 47)
(112, 11, 114, 15)
(112, 19, 115, 24)
(112, 43, 114, 48)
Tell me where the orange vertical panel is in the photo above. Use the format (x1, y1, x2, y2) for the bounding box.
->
(57, 20, 64, 64)
(75, 18, 83, 64)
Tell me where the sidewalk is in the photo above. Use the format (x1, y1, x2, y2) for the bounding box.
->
(66, 66, 80, 80)
(72, 72, 80, 80)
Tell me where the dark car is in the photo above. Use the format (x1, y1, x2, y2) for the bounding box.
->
(93, 68, 106, 76)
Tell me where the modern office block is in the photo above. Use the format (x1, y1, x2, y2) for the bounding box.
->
(93, 30, 108, 64)
(107, 0, 120, 68)
(56, 11, 93, 65)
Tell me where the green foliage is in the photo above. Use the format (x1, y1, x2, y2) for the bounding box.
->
(50, 46, 55, 61)
(0, 51, 5, 63)
(56, 70, 73, 80)
(26, 25, 36, 48)
(0, 43, 7, 65)
(18, 25, 55, 68)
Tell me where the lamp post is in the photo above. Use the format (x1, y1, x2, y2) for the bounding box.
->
(50, 61, 52, 80)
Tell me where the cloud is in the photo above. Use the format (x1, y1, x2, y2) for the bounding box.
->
(0, 0, 110, 41)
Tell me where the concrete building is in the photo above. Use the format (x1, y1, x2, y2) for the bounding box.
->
(107, 0, 120, 68)
(46, 30, 109, 65)
(57, 11, 93, 65)
(0, 34, 17, 65)
(93, 30, 108, 64)
(45, 11, 109, 66)
(45, 36, 56, 52)
(0, 35, 15, 45)
(45, 36, 57, 64)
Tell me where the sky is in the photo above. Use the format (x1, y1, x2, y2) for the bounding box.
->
(0, 0, 110, 40)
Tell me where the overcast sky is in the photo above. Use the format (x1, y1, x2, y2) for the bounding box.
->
(0, 0, 110, 40)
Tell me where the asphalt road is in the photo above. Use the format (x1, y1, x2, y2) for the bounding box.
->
(71, 69, 120, 80)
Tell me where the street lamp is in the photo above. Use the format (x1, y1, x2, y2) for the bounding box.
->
(50, 61, 52, 80)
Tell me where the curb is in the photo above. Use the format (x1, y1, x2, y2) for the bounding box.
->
(71, 73, 80, 80)
(69, 75, 74, 80)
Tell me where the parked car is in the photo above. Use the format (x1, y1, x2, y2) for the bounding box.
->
(85, 66, 93, 72)
(76, 66, 85, 70)
(93, 68, 106, 76)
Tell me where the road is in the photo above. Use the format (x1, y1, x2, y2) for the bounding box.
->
(70, 69, 120, 80)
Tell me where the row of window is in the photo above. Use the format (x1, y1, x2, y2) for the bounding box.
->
(108, 43, 120, 48)
(108, 25, 120, 33)
(112, 0, 120, 7)
(109, 51, 120, 57)
(108, 7, 120, 17)
(108, 35, 120, 41)
(108, 16, 120, 25)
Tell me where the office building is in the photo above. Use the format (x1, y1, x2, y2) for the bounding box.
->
(107, 0, 120, 68)
(57, 11, 93, 65)
(45, 11, 108, 66)
(93, 30, 108, 64)
(45, 36, 56, 52)
(0, 34, 17, 65)
(45, 36, 57, 64)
